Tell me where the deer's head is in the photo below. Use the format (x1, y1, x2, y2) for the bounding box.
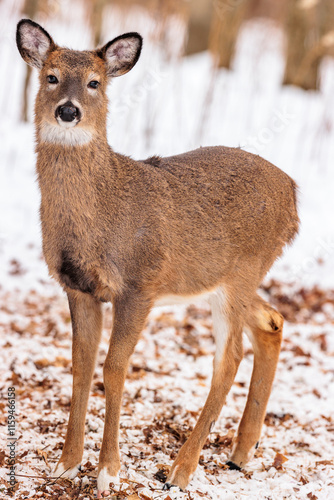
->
(16, 19, 142, 146)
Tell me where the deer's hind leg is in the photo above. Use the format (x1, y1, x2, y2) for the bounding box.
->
(228, 294, 283, 469)
(165, 287, 244, 490)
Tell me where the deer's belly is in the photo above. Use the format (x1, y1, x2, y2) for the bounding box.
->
(155, 289, 217, 307)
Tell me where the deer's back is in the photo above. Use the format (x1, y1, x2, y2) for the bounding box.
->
(150, 146, 298, 246)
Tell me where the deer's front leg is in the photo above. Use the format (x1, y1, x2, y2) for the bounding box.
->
(55, 291, 102, 478)
(97, 291, 151, 498)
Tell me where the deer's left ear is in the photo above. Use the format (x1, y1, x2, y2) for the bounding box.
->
(97, 32, 143, 78)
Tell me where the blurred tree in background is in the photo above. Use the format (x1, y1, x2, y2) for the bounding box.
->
(283, 0, 322, 90)
(19, 0, 334, 121)
(283, 0, 334, 91)
(91, 0, 109, 46)
(184, 0, 213, 56)
(208, 0, 248, 69)
(21, 0, 38, 122)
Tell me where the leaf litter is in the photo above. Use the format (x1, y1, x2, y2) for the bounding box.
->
(0, 281, 333, 499)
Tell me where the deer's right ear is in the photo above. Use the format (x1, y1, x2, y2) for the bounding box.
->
(16, 19, 56, 69)
(97, 32, 143, 78)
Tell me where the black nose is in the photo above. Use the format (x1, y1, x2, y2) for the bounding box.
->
(56, 102, 80, 122)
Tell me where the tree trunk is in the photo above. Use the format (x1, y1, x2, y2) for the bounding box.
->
(209, 0, 248, 69)
(21, 0, 40, 122)
(283, 0, 322, 91)
(247, 0, 289, 22)
(320, 0, 334, 57)
(184, 0, 213, 56)
(91, 0, 110, 47)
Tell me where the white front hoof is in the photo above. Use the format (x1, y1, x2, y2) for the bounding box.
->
(97, 467, 120, 494)
(54, 461, 81, 479)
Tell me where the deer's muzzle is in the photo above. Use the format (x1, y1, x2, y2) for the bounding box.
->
(55, 101, 81, 123)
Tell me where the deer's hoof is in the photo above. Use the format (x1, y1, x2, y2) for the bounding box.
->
(163, 482, 184, 491)
(97, 468, 120, 498)
(226, 460, 241, 471)
(54, 461, 82, 479)
(97, 490, 111, 498)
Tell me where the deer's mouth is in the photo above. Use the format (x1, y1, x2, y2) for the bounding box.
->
(39, 120, 93, 146)
(56, 117, 80, 128)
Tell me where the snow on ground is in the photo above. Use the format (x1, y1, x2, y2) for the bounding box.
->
(0, 1, 334, 499)
(0, 290, 333, 499)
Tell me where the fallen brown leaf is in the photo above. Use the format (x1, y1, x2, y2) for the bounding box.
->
(272, 453, 288, 470)
(37, 448, 51, 469)
(307, 493, 318, 500)
(34, 358, 51, 369)
(315, 460, 333, 466)
(139, 494, 152, 500)
(153, 463, 170, 483)
(54, 356, 71, 368)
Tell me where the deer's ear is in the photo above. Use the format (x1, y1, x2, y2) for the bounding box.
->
(97, 32, 142, 78)
(16, 19, 56, 69)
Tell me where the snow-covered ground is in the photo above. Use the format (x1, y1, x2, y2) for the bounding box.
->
(0, 1, 333, 499)
(0, 291, 333, 500)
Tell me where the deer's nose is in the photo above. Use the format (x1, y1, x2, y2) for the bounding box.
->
(56, 102, 80, 122)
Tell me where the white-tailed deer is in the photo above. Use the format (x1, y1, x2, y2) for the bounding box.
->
(16, 19, 299, 497)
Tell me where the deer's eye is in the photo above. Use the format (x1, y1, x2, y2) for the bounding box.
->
(47, 75, 58, 84)
(88, 80, 99, 89)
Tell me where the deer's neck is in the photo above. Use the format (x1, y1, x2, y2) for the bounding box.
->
(37, 137, 111, 179)
(36, 139, 115, 222)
